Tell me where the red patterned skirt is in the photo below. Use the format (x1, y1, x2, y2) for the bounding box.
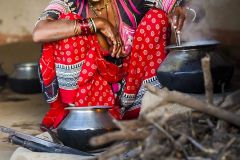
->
(39, 8, 170, 129)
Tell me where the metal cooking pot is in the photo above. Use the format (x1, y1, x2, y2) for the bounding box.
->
(57, 106, 118, 152)
(0, 64, 8, 90)
(9, 62, 41, 94)
(157, 40, 234, 93)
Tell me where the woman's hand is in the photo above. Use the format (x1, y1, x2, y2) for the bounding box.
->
(93, 17, 123, 58)
(168, 6, 186, 31)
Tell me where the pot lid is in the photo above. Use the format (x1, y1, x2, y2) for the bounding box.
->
(166, 40, 220, 50)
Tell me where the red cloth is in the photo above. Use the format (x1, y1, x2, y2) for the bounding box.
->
(39, 9, 170, 129)
(40, 13, 126, 128)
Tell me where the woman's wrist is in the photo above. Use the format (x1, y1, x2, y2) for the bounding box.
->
(73, 18, 97, 36)
(92, 17, 108, 31)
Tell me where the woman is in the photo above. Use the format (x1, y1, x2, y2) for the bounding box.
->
(33, 0, 186, 129)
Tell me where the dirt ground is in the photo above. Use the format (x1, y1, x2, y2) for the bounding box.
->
(0, 90, 49, 160)
(0, 41, 49, 160)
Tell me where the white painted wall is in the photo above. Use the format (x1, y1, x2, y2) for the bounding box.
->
(0, 0, 239, 35)
(0, 0, 240, 36)
(0, 0, 49, 35)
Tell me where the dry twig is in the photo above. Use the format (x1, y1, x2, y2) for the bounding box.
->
(216, 137, 236, 160)
(90, 129, 148, 147)
(92, 56, 240, 160)
(201, 55, 213, 104)
(144, 84, 240, 127)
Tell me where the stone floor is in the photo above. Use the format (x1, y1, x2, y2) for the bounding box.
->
(0, 89, 49, 160)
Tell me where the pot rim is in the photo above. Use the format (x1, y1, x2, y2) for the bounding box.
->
(65, 106, 111, 110)
(166, 40, 220, 50)
(15, 62, 38, 68)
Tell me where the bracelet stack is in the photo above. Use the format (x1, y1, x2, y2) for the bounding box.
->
(73, 18, 97, 36)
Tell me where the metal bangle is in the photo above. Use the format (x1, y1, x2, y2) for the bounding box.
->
(90, 18, 97, 33)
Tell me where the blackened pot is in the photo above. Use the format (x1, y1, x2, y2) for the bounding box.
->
(9, 62, 41, 94)
(157, 40, 234, 93)
(57, 106, 118, 152)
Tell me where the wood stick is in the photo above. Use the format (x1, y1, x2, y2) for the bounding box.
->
(113, 119, 146, 130)
(170, 128, 217, 154)
(220, 90, 240, 108)
(140, 145, 165, 159)
(144, 84, 240, 127)
(216, 137, 236, 160)
(147, 119, 175, 143)
(90, 129, 149, 146)
(201, 55, 213, 104)
(98, 143, 129, 160)
(147, 119, 189, 158)
(187, 136, 217, 154)
(187, 157, 212, 160)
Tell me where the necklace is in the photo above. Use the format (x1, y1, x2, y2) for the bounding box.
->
(89, 0, 119, 31)
(89, 0, 109, 15)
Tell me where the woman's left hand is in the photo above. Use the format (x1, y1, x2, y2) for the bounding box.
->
(168, 6, 186, 31)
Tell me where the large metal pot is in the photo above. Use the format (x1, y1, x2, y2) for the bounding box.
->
(0, 64, 8, 90)
(57, 106, 118, 152)
(9, 62, 41, 94)
(157, 40, 234, 93)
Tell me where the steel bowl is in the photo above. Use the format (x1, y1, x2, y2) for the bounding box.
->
(57, 106, 118, 152)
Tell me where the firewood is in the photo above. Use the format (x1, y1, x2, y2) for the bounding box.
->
(144, 84, 240, 127)
(92, 56, 240, 160)
(201, 55, 213, 104)
(90, 129, 149, 147)
(220, 90, 240, 108)
(97, 143, 129, 160)
(215, 137, 236, 160)
(112, 119, 146, 130)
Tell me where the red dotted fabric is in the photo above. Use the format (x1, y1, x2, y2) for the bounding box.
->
(39, 9, 170, 129)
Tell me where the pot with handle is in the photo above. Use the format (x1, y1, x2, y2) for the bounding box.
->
(157, 40, 234, 93)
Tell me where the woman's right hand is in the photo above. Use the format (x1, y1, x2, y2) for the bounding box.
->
(93, 17, 123, 58)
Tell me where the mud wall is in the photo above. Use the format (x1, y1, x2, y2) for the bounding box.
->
(0, 0, 49, 44)
(0, 0, 239, 44)
(203, 0, 240, 89)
